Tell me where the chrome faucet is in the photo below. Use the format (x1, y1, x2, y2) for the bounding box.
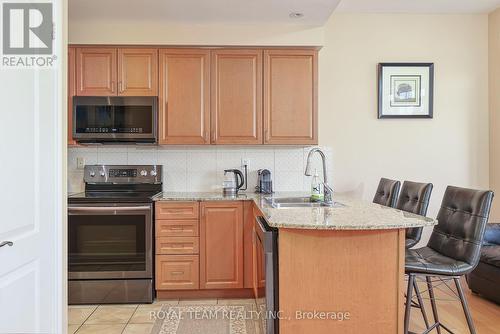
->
(305, 148, 333, 204)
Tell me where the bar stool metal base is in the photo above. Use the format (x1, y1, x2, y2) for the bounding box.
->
(404, 274, 477, 334)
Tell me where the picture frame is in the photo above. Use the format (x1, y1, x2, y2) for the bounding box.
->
(378, 63, 434, 119)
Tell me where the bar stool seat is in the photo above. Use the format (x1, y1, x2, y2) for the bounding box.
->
(406, 247, 472, 276)
(405, 238, 419, 248)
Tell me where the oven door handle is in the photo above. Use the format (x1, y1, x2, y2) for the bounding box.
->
(69, 206, 151, 213)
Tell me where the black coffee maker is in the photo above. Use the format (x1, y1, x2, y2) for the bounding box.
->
(255, 169, 273, 194)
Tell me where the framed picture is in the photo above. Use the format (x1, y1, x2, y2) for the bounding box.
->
(378, 63, 434, 119)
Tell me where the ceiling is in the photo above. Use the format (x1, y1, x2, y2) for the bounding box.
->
(69, 0, 500, 26)
(68, 0, 342, 25)
(336, 0, 500, 14)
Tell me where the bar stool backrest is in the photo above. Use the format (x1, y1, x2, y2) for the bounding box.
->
(373, 178, 401, 208)
(428, 186, 494, 270)
(396, 181, 433, 243)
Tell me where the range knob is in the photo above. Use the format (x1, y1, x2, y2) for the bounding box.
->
(150, 170, 157, 176)
(100, 171, 106, 177)
(89, 171, 96, 177)
(140, 170, 148, 177)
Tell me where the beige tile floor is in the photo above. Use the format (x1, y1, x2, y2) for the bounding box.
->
(68, 298, 258, 334)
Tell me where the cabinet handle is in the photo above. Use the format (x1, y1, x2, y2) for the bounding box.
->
(111, 81, 115, 93)
(119, 81, 123, 93)
(264, 129, 269, 142)
(0, 241, 13, 248)
(171, 271, 184, 275)
(170, 227, 184, 231)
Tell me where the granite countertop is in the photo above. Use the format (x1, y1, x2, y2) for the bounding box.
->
(155, 191, 437, 231)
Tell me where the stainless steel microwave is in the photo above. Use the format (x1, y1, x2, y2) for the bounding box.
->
(73, 96, 157, 144)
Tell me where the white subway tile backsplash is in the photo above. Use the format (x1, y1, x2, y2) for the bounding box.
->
(164, 170, 187, 192)
(68, 149, 97, 171)
(97, 146, 129, 153)
(68, 146, 333, 193)
(216, 149, 245, 172)
(158, 151, 187, 171)
(187, 149, 217, 172)
(128, 151, 158, 165)
(187, 171, 218, 192)
(275, 171, 304, 192)
(97, 152, 128, 165)
(275, 148, 304, 172)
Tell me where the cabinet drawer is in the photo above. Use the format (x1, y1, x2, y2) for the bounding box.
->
(156, 202, 199, 220)
(156, 237, 199, 255)
(156, 255, 199, 290)
(156, 220, 199, 237)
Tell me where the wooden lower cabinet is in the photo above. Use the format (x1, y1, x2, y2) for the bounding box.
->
(156, 255, 199, 290)
(155, 200, 252, 296)
(200, 202, 244, 289)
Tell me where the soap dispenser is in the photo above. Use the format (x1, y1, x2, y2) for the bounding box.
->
(311, 169, 324, 202)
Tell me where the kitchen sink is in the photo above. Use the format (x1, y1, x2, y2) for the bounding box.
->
(264, 196, 345, 208)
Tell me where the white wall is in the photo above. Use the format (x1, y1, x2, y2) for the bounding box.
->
(320, 13, 489, 243)
(489, 8, 500, 221)
(69, 12, 491, 242)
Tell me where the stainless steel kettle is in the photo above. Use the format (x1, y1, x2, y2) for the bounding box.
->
(223, 169, 245, 196)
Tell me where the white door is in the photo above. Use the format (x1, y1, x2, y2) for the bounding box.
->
(0, 0, 65, 333)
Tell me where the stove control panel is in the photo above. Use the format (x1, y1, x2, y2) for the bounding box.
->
(84, 165, 162, 184)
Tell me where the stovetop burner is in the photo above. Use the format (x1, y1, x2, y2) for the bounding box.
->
(68, 165, 163, 204)
(68, 191, 161, 203)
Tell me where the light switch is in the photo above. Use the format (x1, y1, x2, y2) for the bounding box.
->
(76, 157, 85, 169)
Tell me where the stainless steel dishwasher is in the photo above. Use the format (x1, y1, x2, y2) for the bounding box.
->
(254, 216, 279, 334)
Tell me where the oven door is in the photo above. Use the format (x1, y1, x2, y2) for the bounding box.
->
(68, 203, 153, 280)
(73, 96, 157, 143)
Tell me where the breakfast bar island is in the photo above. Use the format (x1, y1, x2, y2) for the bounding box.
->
(154, 192, 436, 334)
(256, 193, 437, 334)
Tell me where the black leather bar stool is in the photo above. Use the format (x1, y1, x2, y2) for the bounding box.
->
(395, 181, 434, 249)
(404, 186, 494, 334)
(373, 178, 401, 207)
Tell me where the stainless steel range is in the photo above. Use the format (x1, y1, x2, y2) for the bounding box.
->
(68, 165, 162, 304)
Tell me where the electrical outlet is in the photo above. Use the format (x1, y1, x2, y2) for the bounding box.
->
(76, 157, 85, 169)
(241, 158, 250, 167)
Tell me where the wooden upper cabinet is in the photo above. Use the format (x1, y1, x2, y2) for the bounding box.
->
(200, 202, 244, 289)
(263, 49, 318, 145)
(68, 47, 76, 146)
(76, 48, 117, 96)
(118, 48, 158, 96)
(159, 49, 210, 145)
(211, 49, 263, 144)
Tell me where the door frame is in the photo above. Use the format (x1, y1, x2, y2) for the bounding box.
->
(60, 0, 69, 332)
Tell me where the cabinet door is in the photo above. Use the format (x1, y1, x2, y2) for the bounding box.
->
(200, 202, 244, 289)
(118, 48, 158, 96)
(76, 48, 117, 96)
(211, 49, 262, 144)
(263, 49, 318, 144)
(156, 255, 199, 290)
(159, 49, 210, 145)
(68, 47, 76, 145)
